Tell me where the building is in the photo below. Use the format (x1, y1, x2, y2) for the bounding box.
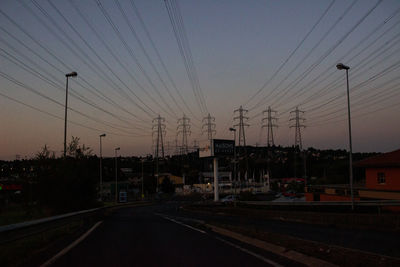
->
(306, 149, 400, 201)
(354, 149, 400, 200)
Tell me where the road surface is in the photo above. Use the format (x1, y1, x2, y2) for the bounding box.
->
(46, 204, 300, 267)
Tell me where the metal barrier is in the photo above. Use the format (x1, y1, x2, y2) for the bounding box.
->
(0, 201, 151, 245)
(239, 200, 400, 206)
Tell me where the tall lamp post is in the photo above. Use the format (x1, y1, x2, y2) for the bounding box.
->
(229, 128, 237, 194)
(336, 63, 354, 210)
(99, 134, 106, 199)
(115, 147, 120, 203)
(141, 158, 145, 200)
(64, 72, 78, 157)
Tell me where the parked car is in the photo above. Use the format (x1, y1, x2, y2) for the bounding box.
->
(221, 195, 237, 203)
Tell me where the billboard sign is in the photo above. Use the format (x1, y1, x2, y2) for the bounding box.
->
(199, 139, 234, 158)
(213, 139, 234, 156)
(199, 140, 213, 158)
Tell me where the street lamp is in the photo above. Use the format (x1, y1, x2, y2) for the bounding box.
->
(229, 128, 237, 194)
(115, 147, 120, 203)
(141, 158, 145, 200)
(99, 134, 106, 199)
(64, 71, 78, 157)
(336, 63, 354, 210)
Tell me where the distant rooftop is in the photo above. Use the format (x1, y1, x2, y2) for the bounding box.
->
(354, 149, 400, 168)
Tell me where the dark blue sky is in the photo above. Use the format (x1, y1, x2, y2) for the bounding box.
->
(0, 0, 399, 159)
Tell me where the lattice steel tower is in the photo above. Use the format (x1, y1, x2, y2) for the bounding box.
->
(290, 107, 306, 178)
(290, 107, 306, 150)
(152, 115, 166, 159)
(202, 113, 216, 141)
(262, 106, 278, 147)
(234, 106, 249, 147)
(177, 115, 191, 155)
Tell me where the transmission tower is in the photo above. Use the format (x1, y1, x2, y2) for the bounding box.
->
(152, 115, 166, 158)
(262, 106, 278, 147)
(152, 115, 166, 192)
(233, 106, 249, 147)
(290, 107, 306, 178)
(202, 113, 216, 141)
(192, 139, 199, 152)
(177, 115, 191, 155)
(174, 138, 179, 155)
(234, 106, 249, 181)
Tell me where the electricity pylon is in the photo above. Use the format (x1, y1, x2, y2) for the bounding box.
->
(262, 106, 278, 178)
(234, 106, 249, 181)
(152, 115, 166, 192)
(202, 113, 216, 141)
(177, 115, 191, 155)
(290, 107, 306, 179)
(262, 106, 278, 147)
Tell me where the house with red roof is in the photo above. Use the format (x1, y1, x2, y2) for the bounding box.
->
(306, 149, 400, 201)
(354, 149, 400, 200)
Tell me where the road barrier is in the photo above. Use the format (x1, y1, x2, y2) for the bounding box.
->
(0, 201, 151, 245)
(239, 200, 400, 206)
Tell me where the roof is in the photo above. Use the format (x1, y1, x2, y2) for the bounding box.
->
(354, 149, 400, 168)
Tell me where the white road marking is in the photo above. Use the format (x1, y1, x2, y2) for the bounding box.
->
(215, 236, 284, 267)
(40, 221, 103, 267)
(156, 213, 206, 234)
(155, 213, 283, 266)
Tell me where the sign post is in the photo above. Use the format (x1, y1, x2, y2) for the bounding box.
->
(199, 139, 234, 202)
(213, 157, 219, 201)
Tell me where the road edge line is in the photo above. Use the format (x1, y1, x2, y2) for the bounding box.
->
(40, 221, 103, 267)
(206, 224, 338, 267)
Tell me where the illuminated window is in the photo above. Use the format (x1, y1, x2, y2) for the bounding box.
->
(377, 172, 386, 184)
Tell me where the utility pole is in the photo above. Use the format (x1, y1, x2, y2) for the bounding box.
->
(290, 107, 306, 179)
(202, 113, 216, 141)
(262, 106, 278, 179)
(234, 106, 249, 183)
(153, 115, 166, 193)
(177, 115, 191, 155)
(99, 133, 106, 200)
(141, 158, 145, 200)
(114, 147, 120, 203)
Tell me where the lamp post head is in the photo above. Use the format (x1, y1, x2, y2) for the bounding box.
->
(100, 133, 106, 137)
(66, 71, 78, 77)
(336, 63, 350, 70)
(229, 127, 236, 132)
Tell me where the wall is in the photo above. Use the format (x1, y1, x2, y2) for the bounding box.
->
(366, 168, 400, 190)
(319, 194, 360, 201)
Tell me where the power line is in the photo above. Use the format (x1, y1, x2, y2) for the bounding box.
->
(0, 92, 149, 138)
(95, 0, 178, 119)
(37, 0, 157, 119)
(0, 71, 151, 135)
(164, 0, 208, 115)
(251, 0, 383, 111)
(129, 0, 201, 122)
(244, 0, 336, 107)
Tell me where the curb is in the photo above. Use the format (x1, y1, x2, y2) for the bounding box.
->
(206, 224, 338, 267)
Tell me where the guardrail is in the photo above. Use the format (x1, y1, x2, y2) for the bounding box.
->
(0, 201, 151, 245)
(239, 200, 400, 206)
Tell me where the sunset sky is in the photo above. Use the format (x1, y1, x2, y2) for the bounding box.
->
(1, 0, 399, 160)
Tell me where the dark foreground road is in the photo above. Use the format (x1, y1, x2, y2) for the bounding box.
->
(46, 204, 299, 267)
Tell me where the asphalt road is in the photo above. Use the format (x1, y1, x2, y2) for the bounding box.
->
(48, 204, 300, 267)
(177, 204, 400, 258)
